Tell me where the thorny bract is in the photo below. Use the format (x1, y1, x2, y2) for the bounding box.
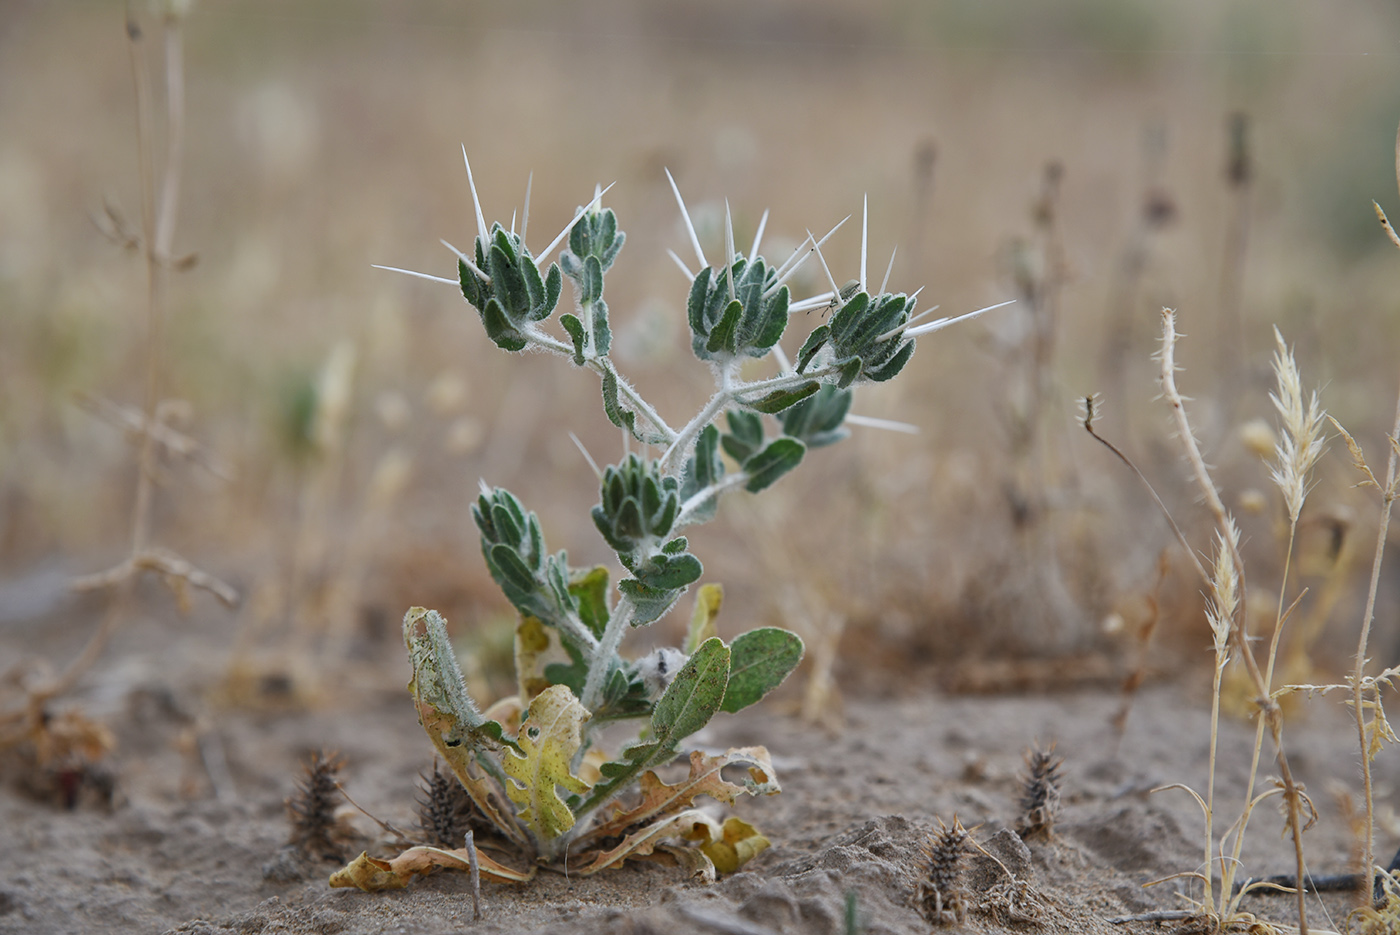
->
(331, 156, 1002, 889)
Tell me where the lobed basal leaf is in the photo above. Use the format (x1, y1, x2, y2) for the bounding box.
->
(502, 684, 593, 840)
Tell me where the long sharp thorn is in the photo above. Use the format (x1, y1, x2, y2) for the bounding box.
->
(770, 343, 793, 374)
(667, 248, 696, 281)
(846, 413, 920, 434)
(665, 167, 707, 270)
(750, 208, 770, 261)
(901, 303, 941, 331)
(462, 146, 489, 248)
(807, 228, 842, 302)
(569, 431, 602, 479)
(767, 215, 849, 296)
(521, 171, 533, 249)
(879, 246, 897, 295)
(440, 239, 491, 283)
(860, 194, 869, 293)
(724, 198, 736, 303)
(772, 233, 812, 280)
(510, 209, 516, 237)
(372, 264, 460, 286)
(537, 181, 617, 263)
(900, 299, 1016, 340)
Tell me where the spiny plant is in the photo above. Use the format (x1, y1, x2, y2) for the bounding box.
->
(287, 750, 346, 861)
(329, 154, 1002, 890)
(1015, 742, 1062, 841)
(917, 817, 971, 926)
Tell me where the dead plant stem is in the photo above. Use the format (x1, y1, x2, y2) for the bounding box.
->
(1352, 382, 1400, 892)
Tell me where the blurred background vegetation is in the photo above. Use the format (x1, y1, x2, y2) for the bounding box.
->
(3, 0, 1399, 710)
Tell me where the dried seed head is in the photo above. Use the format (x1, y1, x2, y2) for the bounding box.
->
(1206, 519, 1240, 658)
(1268, 327, 1327, 525)
(1016, 743, 1063, 840)
(286, 750, 345, 860)
(917, 817, 970, 926)
(417, 760, 478, 848)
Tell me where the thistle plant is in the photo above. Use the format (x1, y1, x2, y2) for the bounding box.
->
(332, 154, 1001, 890)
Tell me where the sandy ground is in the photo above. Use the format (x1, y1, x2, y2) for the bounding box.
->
(1, 579, 1390, 935)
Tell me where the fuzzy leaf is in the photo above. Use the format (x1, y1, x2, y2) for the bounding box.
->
(576, 638, 731, 816)
(721, 410, 764, 463)
(652, 636, 730, 741)
(560, 313, 587, 365)
(706, 299, 744, 356)
(617, 577, 683, 626)
(502, 685, 593, 840)
(744, 381, 820, 414)
(796, 325, 830, 373)
(581, 254, 604, 305)
(721, 627, 804, 713)
(685, 583, 723, 654)
(402, 608, 526, 847)
(601, 366, 642, 441)
(591, 299, 612, 357)
(569, 565, 611, 639)
(742, 438, 806, 492)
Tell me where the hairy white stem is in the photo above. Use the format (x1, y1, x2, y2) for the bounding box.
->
(580, 593, 638, 712)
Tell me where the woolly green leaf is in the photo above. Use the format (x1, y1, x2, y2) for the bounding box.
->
(863, 339, 915, 382)
(617, 577, 682, 626)
(721, 410, 764, 463)
(706, 299, 744, 356)
(742, 438, 806, 492)
(561, 314, 587, 365)
(591, 299, 612, 357)
(481, 297, 528, 352)
(795, 325, 830, 373)
(652, 637, 730, 742)
(569, 565, 611, 640)
(721, 627, 804, 713)
(744, 381, 820, 415)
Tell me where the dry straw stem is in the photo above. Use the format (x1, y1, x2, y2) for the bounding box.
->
(1158, 310, 1316, 933)
(1339, 374, 1400, 891)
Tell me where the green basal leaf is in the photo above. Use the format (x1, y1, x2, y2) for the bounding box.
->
(742, 437, 806, 492)
(721, 627, 804, 713)
(652, 637, 730, 742)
